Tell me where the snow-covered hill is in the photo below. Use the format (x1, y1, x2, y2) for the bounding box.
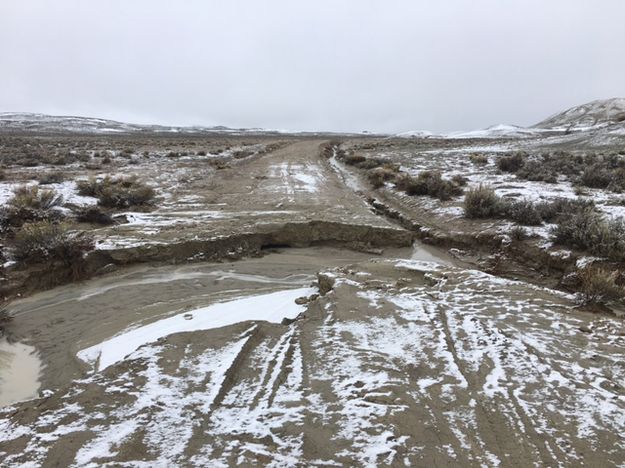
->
(534, 98, 625, 130)
(396, 98, 625, 144)
(445, 124, 545, 139)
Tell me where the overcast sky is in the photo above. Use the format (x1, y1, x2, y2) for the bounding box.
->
(1, 1, 624, 133)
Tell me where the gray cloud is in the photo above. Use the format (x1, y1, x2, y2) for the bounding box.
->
(1, 0, 624, 132)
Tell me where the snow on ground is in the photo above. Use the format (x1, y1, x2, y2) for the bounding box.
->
(0, 180, 97, 206)
(371, 143, 625, 222)
(0, 260, 623, 465)
(266, 162, 325, 199)
(78, 287, 316, 370)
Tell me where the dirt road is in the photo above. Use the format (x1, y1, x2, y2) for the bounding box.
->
(0, 139, 624, 466)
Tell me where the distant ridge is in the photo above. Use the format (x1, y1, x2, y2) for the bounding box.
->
(0, 112, 370, 136)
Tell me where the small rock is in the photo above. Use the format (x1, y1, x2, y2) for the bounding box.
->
(295, 297, 308, 305)
(281, 317, 296, 325)
(96, 263, 118, 275)
(183, 313, 194, 320)
(578, 325, 592, 334)
(317, 273, 336, 295)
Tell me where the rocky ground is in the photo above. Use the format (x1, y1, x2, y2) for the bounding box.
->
(0, 104, 624, 466)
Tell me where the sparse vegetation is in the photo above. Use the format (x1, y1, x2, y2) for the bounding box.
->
(77, 176, 155, 208)
(515, 160, 557, 183)
(469, 153, 488, 165)
(536, 198, 594, 223)
(74, 206, 115, 225)
(505, 199, 543, 226)
(581, 164, 612, 189)
(37, 172, 65, 185)
(497, 152, 526, 173)
(395, 171, 464, 201)
(463, 185, 505, 218)
(578, 266, 625, 305)
(492, 150, 625, 192)
(552, 208, 625, 262)
(0, 185, 65, 228)
(367, 166, 398, 189)
(510, 225, 528, 241)
(11, 221, 94, 267)
(342, 153, 367, 165)
(8, 185, 63, 211)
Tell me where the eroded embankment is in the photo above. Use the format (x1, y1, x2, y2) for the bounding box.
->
(323, 143, 591, 290)
(1, 220, 413, 300)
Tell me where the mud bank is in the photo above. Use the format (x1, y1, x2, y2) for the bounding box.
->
(2, 220, 414, 301)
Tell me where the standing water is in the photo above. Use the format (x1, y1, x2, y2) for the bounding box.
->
(0, 339, 41, 406)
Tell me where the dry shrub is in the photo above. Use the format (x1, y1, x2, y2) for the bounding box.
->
(469, 153, 488, 165)
(395, 171, 463, 201)
(497, 152, 526, 173)
(367, 167, 398, 189)
(552, 209, 625, 262)
(74, 206, 115, 225)
(516, 160, 558, 183)
(578, 266, 625, 305)
(581, 164, 612, 189)
(505, 199, 543, 226)
(342, 154, 367, 165)
(1, 185, 65, 228)
(38, 172, 65, 185)
(77, 176, 155, 208)
(8, 185, 63, 211)
(536, 198, 594, 223)
(510, 225, 528, 241)
(12, 221, 94, 268)
(463, 185, 505, 218)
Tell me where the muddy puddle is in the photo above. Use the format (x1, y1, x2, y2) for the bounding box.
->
(0, 339, 41, 406)
(411, 242, 454, 265)
(3, 242, 451, 398)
